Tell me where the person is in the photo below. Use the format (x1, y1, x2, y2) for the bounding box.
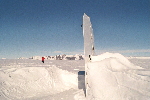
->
(42, 57, 45, 63)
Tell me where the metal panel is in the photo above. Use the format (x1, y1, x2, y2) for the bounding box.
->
(83, 13, 95, 97)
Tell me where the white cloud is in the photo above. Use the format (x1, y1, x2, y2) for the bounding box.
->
(64, 51, 84, 55)
(116, 49, 150, 53)
(96, 49, 150, 55)
(53, 51, 63, 53)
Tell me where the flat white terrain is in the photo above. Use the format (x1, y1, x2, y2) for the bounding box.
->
(0, 53, 150, 100)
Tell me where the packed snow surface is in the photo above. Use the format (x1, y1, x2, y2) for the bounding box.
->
(87, 52, 150, 100)
(0, 60, 85, 100)
(0, 52, 150, 100)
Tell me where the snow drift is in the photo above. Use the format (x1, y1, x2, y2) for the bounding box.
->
(86, 52, 150, 100)
(0, 66, 77, 100)
(0, 52, 150, 100)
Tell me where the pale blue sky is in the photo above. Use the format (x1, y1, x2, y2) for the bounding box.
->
(0, 0, 149, 58)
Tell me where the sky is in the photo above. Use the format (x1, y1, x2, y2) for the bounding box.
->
(0, 0, 149, 59)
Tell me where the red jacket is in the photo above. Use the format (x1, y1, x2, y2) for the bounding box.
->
(42, 57, 45, 61)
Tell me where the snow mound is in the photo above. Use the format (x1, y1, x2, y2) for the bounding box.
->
(0, 66, 77, 100)
(87, 52, 150, 100)
(91, 52, 143, 71)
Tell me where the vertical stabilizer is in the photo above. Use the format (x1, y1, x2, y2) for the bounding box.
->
(83, 13, 95, 63)
(83, 13, 95, 97)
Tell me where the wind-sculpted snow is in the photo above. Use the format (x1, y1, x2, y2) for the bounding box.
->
(0, 53, 150, 100)
(87, 52, 150, 100)
(0, 65, 78, 100)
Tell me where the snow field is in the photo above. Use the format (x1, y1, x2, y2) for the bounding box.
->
(86, 52, 150, 100)
(0, 53, 150, 100)
(0, 64, 80, 100)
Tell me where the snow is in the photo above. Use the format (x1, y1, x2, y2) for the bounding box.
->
(0, 52, 150, 100)
(86, 52, 150, 100)
(0, 60, 85, 100)
(0, 66, 78, 99)
(91, 52, 143, 70)
(128, 57, 150, 59)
